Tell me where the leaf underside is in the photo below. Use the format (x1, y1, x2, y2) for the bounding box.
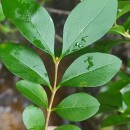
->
(62, 0, 118, 57)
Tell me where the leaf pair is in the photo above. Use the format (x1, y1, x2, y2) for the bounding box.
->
(0, 43, 122, 88)
(22, 93, 99, 130)
(2, 0, 118, 58)
(17, 80, 100, 122)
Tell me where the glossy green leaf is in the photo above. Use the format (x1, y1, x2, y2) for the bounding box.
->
(16, 80, 48, 108)
(108, 78, 130, 94)
(97, 92, 122, 113)
(123, 91, 130, 107)
(61, 0, 117, 57)
(2, 0, 55, 56)
(60, 53, 122, 87)
(23, 105, 45, 130)
(53, 93, 100, 121)
(101, 115, 129, 127)
(55, 125, 81, 130)
(117, 1, 130, 19)
(0, 3, 5, 21)
(0, 43, 50, 86)
(109, 25, 126, 36)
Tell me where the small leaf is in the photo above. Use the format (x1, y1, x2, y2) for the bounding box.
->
(109, 25, 126, 36)
(55, 125, 81, 130)
(60, 53, 122, 87)
(0, 43, 50, 86)
(123, 91, 130, 107)
(16, 80, 48, 108)
(101, 115, 129, 127)
(2, 0, 55, 56)
(53, 93, 100, 121)
(61, 0, 117, 57)
(97, 92, 122, 113)
(117, 1, 130, 19)
(23, 105, 45, 130)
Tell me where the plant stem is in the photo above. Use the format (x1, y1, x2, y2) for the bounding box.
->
(45, 58, 59, 130)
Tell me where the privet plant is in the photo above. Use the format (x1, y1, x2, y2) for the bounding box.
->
(0, 0, 122, 130)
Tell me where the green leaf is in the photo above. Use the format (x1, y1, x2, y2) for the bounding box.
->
(55, 125, 81, 130)
(53, 93, 100, 121)
(60, 53, 122, 87)
(61, 0, 117, 57)
(23, 105, 45, 130)
(16, 80, 48, 108)
(0, 43, 50, 86)
(97, 92, 122, 113)
(0, 3, 5, 21)
(123, 91, 130, 107)
(2, 0, 55, 56)
(109, 25, 126, 36)
(101, 115, 129, 127)
(117, 1, 130, 19)
(108, 78, 130, 94)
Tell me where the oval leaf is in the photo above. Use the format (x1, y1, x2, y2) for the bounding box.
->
(55, 125, 81, 130)
(2, 0, 55, 56)
(23, 105, 45, 130)
(53, 93, 100, 121)
(60, 53, 122, 87)
(16, 80, 48, 108)
(61, 0, 117, 57)
(0, 43, 50, 86)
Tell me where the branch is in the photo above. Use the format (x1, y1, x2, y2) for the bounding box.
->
(45, 7, 70, 15)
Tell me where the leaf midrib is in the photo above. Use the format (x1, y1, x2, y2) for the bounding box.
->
(54, 105, 99, 110)
(29, 18, 51, 54)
